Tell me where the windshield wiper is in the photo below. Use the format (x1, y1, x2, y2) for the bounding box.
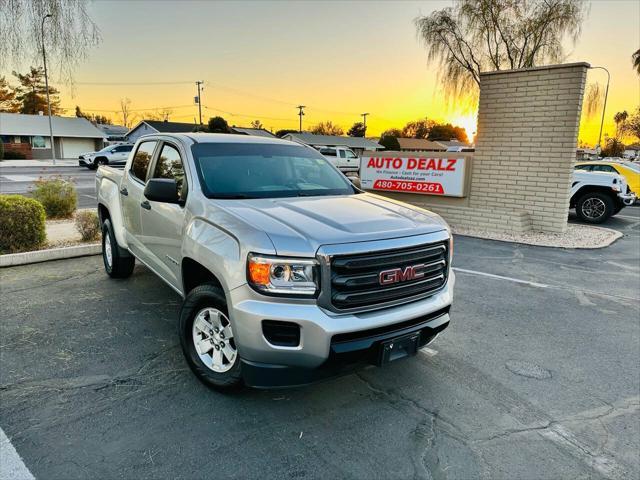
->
(210, 193, 257, 199)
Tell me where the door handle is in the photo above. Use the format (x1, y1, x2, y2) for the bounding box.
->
(140, 200, 151, 210)
(119, 187, 128, 196)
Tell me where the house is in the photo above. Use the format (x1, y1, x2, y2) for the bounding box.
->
(576, 148, 599, 161)
(0, 112, 107, 159)
(623, 143, 640, 160)
(396, 138, 447, 152)
(230, 126, 275, 138)
(125, 120, 199, 143)
(281, 132, 383, 155)
(125, 120, 277, 143)
(96, 124, 129, 145)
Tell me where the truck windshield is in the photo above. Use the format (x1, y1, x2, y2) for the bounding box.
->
(191, 143, 357, 199)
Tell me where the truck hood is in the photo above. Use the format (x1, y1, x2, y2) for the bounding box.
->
(217, 193, 448, 257)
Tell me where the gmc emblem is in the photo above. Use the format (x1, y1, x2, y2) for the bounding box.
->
(379, 264, 425, 285)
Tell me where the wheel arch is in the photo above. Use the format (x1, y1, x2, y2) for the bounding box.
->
(570, 185, 616, 208)
(181, 257, 224, 296)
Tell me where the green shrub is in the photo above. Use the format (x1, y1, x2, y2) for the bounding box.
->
(31, 176, 77, 218)
(0, 195, 46, 254)
(2, 150, 26, 160)
(75, 210, 100, 241)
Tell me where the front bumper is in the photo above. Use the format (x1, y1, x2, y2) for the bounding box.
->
(229, 270, 454, 386)
(78, 157, 92, 167)
(618, 192, 636, 206)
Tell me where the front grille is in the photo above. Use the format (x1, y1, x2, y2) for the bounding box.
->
(330, 241, 449, 310)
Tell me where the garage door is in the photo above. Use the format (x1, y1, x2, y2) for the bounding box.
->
(62, 138, 96, 159)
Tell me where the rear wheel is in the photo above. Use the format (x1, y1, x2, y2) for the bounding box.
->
(179, 283, 242, 391)
(101, 219, 135, 278)
(576, 192, 614, 224)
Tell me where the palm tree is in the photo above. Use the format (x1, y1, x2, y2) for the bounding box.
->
(634, 49, 640, 75)
(614, 111, 628, 138)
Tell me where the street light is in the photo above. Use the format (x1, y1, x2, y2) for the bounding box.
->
(41, 13, 55, 165)
(590, 66, 610, 154)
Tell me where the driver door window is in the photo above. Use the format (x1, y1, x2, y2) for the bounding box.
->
(152, 143, 188, 201)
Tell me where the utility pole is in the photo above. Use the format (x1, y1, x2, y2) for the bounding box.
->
(41, 13, 55, 165)
(361, 112, 369, 136)
(590, 66, 610, 154)
(195, 81, 204, 125)
(296, 105, 305, 133)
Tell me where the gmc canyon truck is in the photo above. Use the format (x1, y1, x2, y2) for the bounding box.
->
(96, 133, 454, 390)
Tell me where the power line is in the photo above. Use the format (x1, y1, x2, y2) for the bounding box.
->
(72, 80, 194, 86)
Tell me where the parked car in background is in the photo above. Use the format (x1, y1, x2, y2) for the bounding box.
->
(445, 146, 475, 152)
(571, 169, 635, 223)
(575, 160, 640, 197)
(317, 146, 360, 173)
(96, 133, 454, 390)
(79, 143, 133, 170)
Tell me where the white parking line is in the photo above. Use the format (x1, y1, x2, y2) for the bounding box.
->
(1, 175, 37, 182)
(452, 267, 549, 288)
(615, 214, 640, 220)
(0, 428, 35, 480)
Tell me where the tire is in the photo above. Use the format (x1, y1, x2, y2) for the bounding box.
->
(576, 192, 614, 224)
(179, 283, 242, 391)
(87, 161, 98, 171)
(101, 219, 135, 278)
(94, 157, 108, 168)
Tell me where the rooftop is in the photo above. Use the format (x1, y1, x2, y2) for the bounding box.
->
(0, 113, 107, 138)
(283, 132, 382, 149)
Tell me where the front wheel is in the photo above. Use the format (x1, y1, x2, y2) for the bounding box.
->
(576, 192, 614, 224)
(102, 219, 135, 278)
(179, 284, 242, 391)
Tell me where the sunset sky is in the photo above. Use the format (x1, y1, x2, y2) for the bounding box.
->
(5, 0, 640, 144)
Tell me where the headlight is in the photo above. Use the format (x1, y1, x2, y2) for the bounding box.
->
(247, 254, 318, 296)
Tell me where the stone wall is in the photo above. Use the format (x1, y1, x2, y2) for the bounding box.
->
(368, 62, 589, 234)
(472, 62, 588, 233)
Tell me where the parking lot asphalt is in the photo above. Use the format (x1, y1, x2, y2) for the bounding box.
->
(1, 209, 639, 479)
(0, 165, 98, 209)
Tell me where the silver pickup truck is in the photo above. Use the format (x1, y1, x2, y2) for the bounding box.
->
(96, 133, 454, 390)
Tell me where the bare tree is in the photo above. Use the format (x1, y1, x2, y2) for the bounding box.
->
(250, 120, 264, 129)
(0, 0, 101, 84)
(415, 0, 588, 98)
(120, 98, 134, 128)
(310, 121, 344, 136)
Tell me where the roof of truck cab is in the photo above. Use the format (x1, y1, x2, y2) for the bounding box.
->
(176, 132, 298, 145)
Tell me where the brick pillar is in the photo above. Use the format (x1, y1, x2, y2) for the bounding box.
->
(473, 62, 589, 233)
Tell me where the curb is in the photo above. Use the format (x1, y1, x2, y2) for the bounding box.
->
(0, 243, 101, 267)
(451, 225, 623, 250)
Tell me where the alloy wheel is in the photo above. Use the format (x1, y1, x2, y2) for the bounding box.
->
(581, 197, 606, 220)
(192, 308, 237, 373)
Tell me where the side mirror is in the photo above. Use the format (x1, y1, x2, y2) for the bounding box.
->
(144, 178, 181, 204)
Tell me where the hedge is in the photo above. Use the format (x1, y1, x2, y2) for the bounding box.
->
(31, 176, 77, 219)
(2, 150, 26, 160)
(0, 195, 46, 254)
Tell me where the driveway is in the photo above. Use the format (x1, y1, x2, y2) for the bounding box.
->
(1, 211, 638, 479)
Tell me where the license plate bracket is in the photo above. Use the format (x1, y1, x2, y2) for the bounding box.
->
(377, 332, 420, 366)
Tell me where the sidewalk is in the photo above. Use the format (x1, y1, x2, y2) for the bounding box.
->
(0, 159, 79, 167)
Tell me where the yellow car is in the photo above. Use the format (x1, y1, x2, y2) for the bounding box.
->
(575, 161, 640, 196)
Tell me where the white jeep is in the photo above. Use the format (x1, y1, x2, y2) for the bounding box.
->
(570, 170, 635, 223)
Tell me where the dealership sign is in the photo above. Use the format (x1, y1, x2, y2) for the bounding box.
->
(360, 156, 466, 197)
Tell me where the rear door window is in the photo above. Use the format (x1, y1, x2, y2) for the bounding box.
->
(130, 141, 157, 183)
